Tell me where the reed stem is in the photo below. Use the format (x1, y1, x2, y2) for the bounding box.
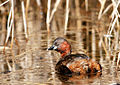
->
(64, 0, 69, 35)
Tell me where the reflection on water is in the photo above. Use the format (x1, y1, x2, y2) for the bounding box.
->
(56, 72, 102, 85)
(0, 29, 120, 85)
(0, 12, 120, 85)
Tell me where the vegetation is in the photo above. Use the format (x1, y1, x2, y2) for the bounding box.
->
(0, 0, 120, 71)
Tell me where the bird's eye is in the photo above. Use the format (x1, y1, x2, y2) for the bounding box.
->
(54, 42, 59, 46)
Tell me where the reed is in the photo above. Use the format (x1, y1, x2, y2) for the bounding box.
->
(98, 0, 106, 19)
(85, 0, 88, 11)
(0, 0, 29, 71)
(46, 0, 51, 33)
(25, 0, 30, 21)
(107, 0, 120, 62)
(45, 0, 120, 63)
(49, 0, 61, 22)
(0, 0, 9, 7)
(64, 0, 69, 35)
(21, 1, 28, 39)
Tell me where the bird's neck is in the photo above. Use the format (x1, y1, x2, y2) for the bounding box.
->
(60, 49, 71, 58)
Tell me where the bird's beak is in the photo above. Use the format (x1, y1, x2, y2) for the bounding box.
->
(48, 45, 57, 50)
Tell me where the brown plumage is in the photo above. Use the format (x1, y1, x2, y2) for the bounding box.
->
(48, 37, 102, 75)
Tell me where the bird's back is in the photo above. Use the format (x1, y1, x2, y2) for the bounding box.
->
(55, 54, 102, 75)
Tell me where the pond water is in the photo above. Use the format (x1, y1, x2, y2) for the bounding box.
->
(0, 14, 120, 85)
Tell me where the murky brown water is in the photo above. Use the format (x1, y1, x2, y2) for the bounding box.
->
(0, 10, 120, 85)
(0, 30, 120, 85)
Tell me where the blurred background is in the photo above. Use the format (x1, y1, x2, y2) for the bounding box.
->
(0, 0, 120, 85)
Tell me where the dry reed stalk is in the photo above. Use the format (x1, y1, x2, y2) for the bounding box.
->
(25, 0, 30, 18)
(95, 28, 108, 55)
(14, 47, 37, 60)
(108, 15, 119, 35)
(46, 0, 51, 33)
(46, 0, 61, 33)
(36, 0, 41, 6)
(117, 52, 120, 66)
(21, 1, 28, 39)
(112, 25, 119, 62)
(0, 0, 9, 7)
(64, 0, 69, 35)
(11, 0, 14, 48)
(106, 0, 120, 62)
(11, 24, 16, 71)
(25, 0, 30, 31)
(108, 0, 120, 34)
(102, 3, 113, 16)
(98, 0, 106, 19)
(0, 46, 10, 50)
(104, 35, 113, 53)
(4, 1, 13, 54)
(113, 29, 119, 62)
(49, 0, 61, 22)
(6, 56, 12, 71)
(5, 8, 12, 44)
(97, 0, 120, 62)
(11, 0, 16, 71)
(85, 0, 88, 11)
(3, 0, 14, 71)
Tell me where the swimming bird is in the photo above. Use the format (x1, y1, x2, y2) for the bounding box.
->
(48, 37, 102, 75)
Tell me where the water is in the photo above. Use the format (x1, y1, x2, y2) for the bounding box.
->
(0, 28, 120, 85)
(0, 10, 120, 85)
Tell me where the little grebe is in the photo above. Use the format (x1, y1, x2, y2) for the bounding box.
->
(48, 37, 102, 75)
